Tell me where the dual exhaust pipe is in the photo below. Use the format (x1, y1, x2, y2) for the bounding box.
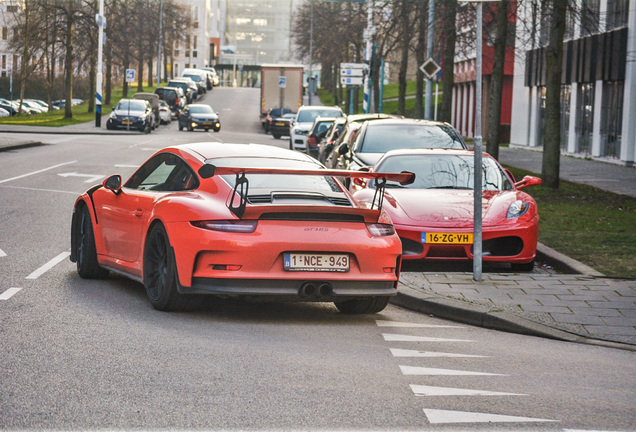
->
(298, 281, 333, 298)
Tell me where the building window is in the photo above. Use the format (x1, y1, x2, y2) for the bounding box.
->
(2, 27, 6, 40)
(7, 5, 18, 12)
(575, 82, 595, 156)
(607, 0, 628, 30)
(600, 81, 624, 158)
(580, 0, 600, 37)
(560, 85, 571, 150)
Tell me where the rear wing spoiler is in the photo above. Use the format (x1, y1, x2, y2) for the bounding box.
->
(198, 164, 415, 219)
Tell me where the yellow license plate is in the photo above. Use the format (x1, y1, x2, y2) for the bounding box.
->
(275, 122, 285, 126)
(122, 121, 131, 125)
(422, 232, 473, 244)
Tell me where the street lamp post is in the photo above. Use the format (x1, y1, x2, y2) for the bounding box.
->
(156, 0, 163, 87)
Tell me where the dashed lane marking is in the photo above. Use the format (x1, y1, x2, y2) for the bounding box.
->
(390, 348, 487, 358)
(0, 248, 6, 257)
(0, 287, 22, 300)
(25, 252, 71, 280)
(0, 161, 77, 184)
(423, 409, 557, 424)
(376, 320, 463, 328)
(411, 384, 526, 397)
(400, 365, 506, 376)
(383, 333, 473, 343)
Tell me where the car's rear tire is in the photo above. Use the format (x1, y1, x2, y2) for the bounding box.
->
(76, 206, 109, 279)
(272, 133, 280, 139)
(334, 296, 390, 314)
(511, 260, 535, 272)
(143, 224, 190, 311)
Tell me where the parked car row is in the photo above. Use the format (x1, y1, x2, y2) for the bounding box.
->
(283, 105, 542, 272)
(0, 97, 75, 116)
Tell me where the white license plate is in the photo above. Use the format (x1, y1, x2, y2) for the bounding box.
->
(284, 253, 349, 272)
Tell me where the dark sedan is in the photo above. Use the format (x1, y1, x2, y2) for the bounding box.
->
(270, 113, 295, 139)
(178, 104, 221, 132)
(106, 99, 154, 133)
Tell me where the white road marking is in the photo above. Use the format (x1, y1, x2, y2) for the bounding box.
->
(0, 248, 6, 257)
(26, 252, 71, 280)
(114, 164, 138, 168)
(423, 408, 556, 424)
(383, 333, 473, 343)
(0, 287, 22, 300)
(0, 161, 77, 184)
(58, 172, 104, 183)
(400, 365, 506, 376)
(0, 185, 79, 195)
(376, 320, 462, 328)
(390, 348, 487, 358)
(411, 384, 526, 397)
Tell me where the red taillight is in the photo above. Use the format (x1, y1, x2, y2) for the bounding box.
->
(307, 136, 317, 148)
(175, 97, 180, 105)
(191, 220, 257, 233)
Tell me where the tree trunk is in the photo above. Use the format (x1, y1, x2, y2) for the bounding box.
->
(398, 1, 410, 115)
(439, 0, 457, 124)
(105, 38, 112, 105)
(64, 1, 74, 119)
(541, 0, 567, 189)
(88, 46, 96, 113)
(486, 0, 509, 160)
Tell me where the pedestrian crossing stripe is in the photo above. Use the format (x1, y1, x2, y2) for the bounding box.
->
(376, 320, 463, 328)
(411, 384, 526, 396)
(400, 365, 506, 376)
(423, 408, 557, 424)
(383, 333, 473, 343)
(390, 348, 487, 358)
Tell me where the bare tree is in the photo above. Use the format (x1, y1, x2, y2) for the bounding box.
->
(438, 0, 457, 123)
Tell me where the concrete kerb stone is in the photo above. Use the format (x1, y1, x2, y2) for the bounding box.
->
(391, 285, 636, 352)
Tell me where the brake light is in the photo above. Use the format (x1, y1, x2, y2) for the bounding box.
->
(307, 136, 317, 148)
(191, 220, 257, 233)
(175, 97, 180, 105)
(366, 223, 395, 236)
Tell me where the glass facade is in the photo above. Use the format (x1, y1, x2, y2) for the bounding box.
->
(600, 81, 624, 159)
(575, 83, 595, 157)
(224, 0, 295, 65)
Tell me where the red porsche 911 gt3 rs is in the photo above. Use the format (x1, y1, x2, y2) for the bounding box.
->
(70, 143, 414, 313)
(351, 149, 541, 271)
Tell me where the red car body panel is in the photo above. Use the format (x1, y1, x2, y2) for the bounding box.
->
(72, 143, 411, 299)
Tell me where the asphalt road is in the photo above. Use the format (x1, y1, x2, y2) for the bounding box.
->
(0, 88, 634, 431)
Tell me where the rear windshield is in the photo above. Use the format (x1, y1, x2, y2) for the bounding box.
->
(156, 89, 176, 103)
(208, 157, 341, 193)
(297, 108, 344, 123)
(360, 123, 465, 153)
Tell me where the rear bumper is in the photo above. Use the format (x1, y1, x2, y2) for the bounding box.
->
(183, 277, 397, 299)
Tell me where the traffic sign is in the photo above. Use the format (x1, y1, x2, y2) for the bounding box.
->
(340, 62, 366, 70)
(341, 68, 365, 77)
(278, 76, 286, 88)
(420, 58, 441, 80)
(341, 76, 364, 86)
(125, 69, 135, 83)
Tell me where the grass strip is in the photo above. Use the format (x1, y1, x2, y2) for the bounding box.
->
(506, 166, 636, 279)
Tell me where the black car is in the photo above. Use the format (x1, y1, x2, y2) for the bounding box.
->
(106, 99, 154, 133)
(269, 113, 296, 139)
(263, 108, 292, 133)
(154, 86, 185, 117)
(306, 117, 338, 159)
(331, 118, 467, 185)
(178, 103, 220, 132)
(167, 79, 198, 104)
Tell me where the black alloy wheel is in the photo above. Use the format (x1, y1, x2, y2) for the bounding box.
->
(143, 224, 189, 311)
(76, 206, 109, 279)
(334, 296, 390, 314)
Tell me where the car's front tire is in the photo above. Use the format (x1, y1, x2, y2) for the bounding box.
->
(76, 206, 109, 279)
(511, 260, 535, 272)
(334, 297, 390, 314)
(143, 224, 190, 311)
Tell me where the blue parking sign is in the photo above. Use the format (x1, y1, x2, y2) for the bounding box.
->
(125, 69, 135, 83)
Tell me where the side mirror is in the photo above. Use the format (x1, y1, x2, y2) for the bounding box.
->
(515, 175, 542, 189)
(103, 175, 122, 194)
(338, 143, 349, 156)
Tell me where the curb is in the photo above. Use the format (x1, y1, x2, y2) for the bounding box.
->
(0, 140, 44, 152)
(390, 286, 635, 352)
(536, 242, 604, 276)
